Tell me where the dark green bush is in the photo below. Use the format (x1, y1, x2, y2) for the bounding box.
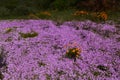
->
(50, 0, 76, 10)
(0, 7, 10, 17)
(51, 0, 66, 10)
(0, 0, 120, 18)
(13, 5, 36, 16)
(35, 0, 54, 10)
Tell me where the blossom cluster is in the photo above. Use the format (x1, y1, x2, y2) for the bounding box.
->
(0, 20, 119, 80)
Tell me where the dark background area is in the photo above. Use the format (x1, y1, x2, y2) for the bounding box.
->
(0, 0, 120, 17)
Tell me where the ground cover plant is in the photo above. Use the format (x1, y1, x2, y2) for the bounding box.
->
(0, 1, 120, 80)
(0, 20, 120, 80)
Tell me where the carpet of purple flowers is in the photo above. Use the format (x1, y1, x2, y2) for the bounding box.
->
(0, 20, 120, 80)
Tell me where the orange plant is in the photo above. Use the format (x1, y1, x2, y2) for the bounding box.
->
(64, 42, 82, 62)
(97, 11, 108, 21)
(90, 11, 108, 21)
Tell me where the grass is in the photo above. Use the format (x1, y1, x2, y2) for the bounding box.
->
(0, 9, 120, 23)
(50, 9, 76, 22)
(107, 11, 120, 23)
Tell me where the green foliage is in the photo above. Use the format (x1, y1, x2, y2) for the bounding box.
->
(13, 5, 36, 16)
(35, 0, 54, 10)
(0, 0, 119, 22)
(27, 13, 39, 19)
(51, 0, 76, 10)
(51, 0, 66, 10)
(50, 9, 75, 24)
(0, 0, 119, 18)
(0, 0, 18, 10)
(35, 11, 51, 19)
(0, 7, 10, 17)
(19, 31, 38, 38)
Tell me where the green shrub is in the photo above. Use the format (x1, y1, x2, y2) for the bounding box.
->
(13, 5, 36, 16)
(35, 11, 51, 19)
(50, 0, 76, 10)
(36, 0, 53, 10)
(0, 7, 10, 17)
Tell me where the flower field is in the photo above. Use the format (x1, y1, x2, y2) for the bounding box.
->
(0, 20, 120, 80)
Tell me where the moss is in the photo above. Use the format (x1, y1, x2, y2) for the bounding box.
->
(19, 31, 38, 38)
